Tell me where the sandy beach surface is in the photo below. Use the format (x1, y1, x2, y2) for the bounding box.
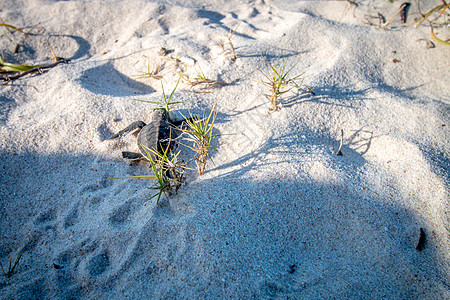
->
(0, 0, 449, 298)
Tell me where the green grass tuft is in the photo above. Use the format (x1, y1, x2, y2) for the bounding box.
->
(177, 103, 218, 175)
(257, 56, 305, 111)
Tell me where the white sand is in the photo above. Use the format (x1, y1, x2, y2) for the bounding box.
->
(1, 0, 449, 298)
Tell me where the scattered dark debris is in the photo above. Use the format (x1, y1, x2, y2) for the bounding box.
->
(393, 59, 401, 63)
(159, 47, 174, 56)
(53, 263, 62, 269)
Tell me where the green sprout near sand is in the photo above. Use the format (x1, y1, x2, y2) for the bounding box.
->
(258, 56, 305, 111)
(108, 144, 183, 207)
(0, 248, 24, 278)
(177, 103, 218, 175)
(134, 77, 186, 122)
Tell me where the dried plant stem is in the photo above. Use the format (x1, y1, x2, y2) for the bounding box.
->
(0, 58, 69, 83)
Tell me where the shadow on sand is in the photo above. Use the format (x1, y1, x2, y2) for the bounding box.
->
(0, 128, 448, 298)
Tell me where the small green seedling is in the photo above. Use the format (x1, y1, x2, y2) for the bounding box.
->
(107, 134, 185, 207)
(134, 77, 187, 121)
(135, 58, 163, 80)
(0, 248, 24, 278)
(258, 56, 306, 111)
(107, 147, 176, 207)
(147, 146, 186, 191)
(177, 103, 218, 175)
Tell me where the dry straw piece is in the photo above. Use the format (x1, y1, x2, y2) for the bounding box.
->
(135, 58, 163, 80)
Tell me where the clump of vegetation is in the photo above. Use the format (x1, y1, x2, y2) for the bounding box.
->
(147, 146, 186, 191)
(177, 103, 218, 175)
(221, 25, 239, 61)
(181, 64, 225, 92)
(108, 143, 185, 207)
(257, 56, 306, 111)
(1, 247, 24, 278)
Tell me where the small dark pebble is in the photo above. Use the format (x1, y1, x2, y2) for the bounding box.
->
(393, 59, 401, 63)
(289, 264, 296, 274)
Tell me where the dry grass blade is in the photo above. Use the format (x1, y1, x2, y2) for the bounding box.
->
(408, 2, 449, 45)
(0, 58, 69, 82)
(0, 57, 47, 72)
(0, 247, 24, 278)
(0, 23, 27, 38)
(135, 58, 163, 80)
(226, 25, 239, 61)
(183, 64, 225, 91)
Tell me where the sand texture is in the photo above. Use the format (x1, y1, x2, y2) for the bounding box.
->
(0, 0, 449, 298)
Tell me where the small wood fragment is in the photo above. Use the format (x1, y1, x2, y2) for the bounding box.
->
(337, 129, 343, 156)
(400, 2, 411, 23)
(416, 228, 426, 251)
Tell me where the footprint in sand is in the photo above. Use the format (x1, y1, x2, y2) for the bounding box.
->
(86, 250, 110, 277)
